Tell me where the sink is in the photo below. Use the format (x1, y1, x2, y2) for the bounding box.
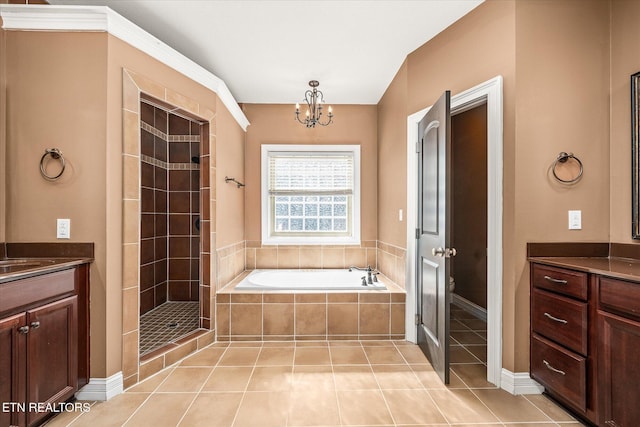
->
(0, 259, 56, 273)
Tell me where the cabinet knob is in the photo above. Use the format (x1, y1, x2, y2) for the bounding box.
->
(18, 325, 29, 334)
(30, 321, 40, 329)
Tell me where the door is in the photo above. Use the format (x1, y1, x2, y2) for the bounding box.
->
(416, 91, 453, 384)
(27, 296, 77, 427)
(0, 313, 27, 427)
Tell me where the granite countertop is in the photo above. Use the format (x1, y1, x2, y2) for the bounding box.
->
(0, 257, 93, 284)
(528, 256, 640, 282)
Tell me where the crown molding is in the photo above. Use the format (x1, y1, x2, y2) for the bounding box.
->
(0, 5, 249, 130)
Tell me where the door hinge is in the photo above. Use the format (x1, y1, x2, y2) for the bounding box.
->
(415, 314, 420, 325)
(415, 228, 420, 240)
(416, 141, 421, 153)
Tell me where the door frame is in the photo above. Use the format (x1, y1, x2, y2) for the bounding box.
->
(405, 76, 503, 386)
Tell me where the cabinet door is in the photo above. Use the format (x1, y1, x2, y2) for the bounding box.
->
(0, 313, 27, 427)
(26, 296, 77, 427)
(598, 310, 640, 427)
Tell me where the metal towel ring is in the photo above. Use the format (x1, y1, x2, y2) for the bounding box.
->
(39, 148, 66, 180)
(552, 152, 583, 184)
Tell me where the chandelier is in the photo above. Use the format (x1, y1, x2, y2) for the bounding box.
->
(295, 80, 333, 128)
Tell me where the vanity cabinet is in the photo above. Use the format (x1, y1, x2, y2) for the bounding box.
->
(530, 263, 596, 420)
(597, 276, 640, 427)
(0, 266, 88, 427)
(530, 259, 640, 426)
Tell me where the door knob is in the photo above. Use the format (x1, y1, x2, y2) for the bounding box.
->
(432, 247, 457, 258)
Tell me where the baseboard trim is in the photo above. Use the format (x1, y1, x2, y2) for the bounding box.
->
(500, 369, 544, 395)
(75, 372, 124, 401)
(451, 293, 487, 322)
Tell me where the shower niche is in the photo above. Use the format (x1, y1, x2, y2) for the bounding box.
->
(138, 96, 205, 356)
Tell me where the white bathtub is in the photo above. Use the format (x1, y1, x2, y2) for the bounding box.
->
(235, 269, 387, 291)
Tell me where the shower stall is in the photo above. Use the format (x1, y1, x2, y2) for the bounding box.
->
(138, 96, 203, 356)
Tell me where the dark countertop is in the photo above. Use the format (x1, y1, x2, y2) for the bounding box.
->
(528, 256, 640, 282)
(0, 257, 93, 284)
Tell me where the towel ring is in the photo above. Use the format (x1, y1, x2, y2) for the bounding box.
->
(40, 148, 66, 180)
(552, 152, 583, 184)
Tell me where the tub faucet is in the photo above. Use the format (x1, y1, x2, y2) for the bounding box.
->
(350, 265, 379, 285)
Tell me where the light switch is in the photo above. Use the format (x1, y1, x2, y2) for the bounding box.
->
(568, 210, 581, 230)
(57, 218, 71, 239)
(399, 209, 403, 222)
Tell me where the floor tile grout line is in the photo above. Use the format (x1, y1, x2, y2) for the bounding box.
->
(173, 346, 227, 427)
(521, 394, 574, 424)
(360, 341, 399, 426)
(228, 344, 262, 427)
(121, 341, 228, 426)
(326, 342, 344, 426)
(392, 340, 452, 426)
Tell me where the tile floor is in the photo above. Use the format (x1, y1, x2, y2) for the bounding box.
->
(45, 337, 584, 426)
(139, 302, 200, 356)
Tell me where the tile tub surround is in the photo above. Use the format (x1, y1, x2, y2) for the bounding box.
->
(216, 272, 406, 341)
(243, 240, 407, 289)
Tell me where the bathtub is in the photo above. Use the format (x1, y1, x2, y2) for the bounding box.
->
(235, 269, 387, 291)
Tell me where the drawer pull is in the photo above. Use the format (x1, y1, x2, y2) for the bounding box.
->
(543, 312, 568, 324)
(543, 359, 566, 375)
(18, 326, 29, 334)
(543, 275, 568, 285)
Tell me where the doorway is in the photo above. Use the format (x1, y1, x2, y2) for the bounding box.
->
(406, 76, 503, 387)
(450, 102, 489, 381)
(138, 95, 205, 356)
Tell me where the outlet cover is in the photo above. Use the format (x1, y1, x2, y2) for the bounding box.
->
(57, 218, 71, 239)
(568, 210, 582, 230)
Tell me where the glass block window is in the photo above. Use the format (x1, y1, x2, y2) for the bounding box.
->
(261, 145, 360, 244)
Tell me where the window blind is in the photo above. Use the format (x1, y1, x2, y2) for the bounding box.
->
(268, 152, 354, 195)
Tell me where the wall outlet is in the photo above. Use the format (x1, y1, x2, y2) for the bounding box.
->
(568, 210, 582, 230)
(57, 218, 71, 239)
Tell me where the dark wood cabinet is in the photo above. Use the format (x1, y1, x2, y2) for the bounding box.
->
(531, 261, 640, 426)
(597, 277, 640, 427)
(25, 296, 78, 427)
(530, 263, 596, 422)
(0, 313, 27, 427)
(0, 265, 88, 427)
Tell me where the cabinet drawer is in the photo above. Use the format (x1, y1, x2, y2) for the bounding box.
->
(531, 333, 586, 413)
(0, 269, 76, 316)
(599, 276, 640, 320)
(532, 289, 588, 355)
(532, 264, 588, 300)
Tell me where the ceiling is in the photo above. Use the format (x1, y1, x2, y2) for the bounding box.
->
(48, 0, 483, 105)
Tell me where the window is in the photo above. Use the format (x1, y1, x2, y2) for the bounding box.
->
(261, 144, 361, 245)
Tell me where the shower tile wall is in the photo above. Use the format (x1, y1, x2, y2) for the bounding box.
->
(140, 101, 200, 315)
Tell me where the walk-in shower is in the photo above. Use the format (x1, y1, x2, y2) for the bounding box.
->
(138, 97, 203, 356)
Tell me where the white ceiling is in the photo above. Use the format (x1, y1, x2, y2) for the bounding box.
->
(48, 0, 483, 104)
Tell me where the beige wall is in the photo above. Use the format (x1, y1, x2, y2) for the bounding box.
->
(2, 29, 244, 378)
(4, 31, 111, 374)
(243, 103, 378, 244)
(377, 61, 408, 248)
(610, 0, 640, 243)
(215, 98, 245, 249)
(377, 0, 613, 372)
(513, 0, 610, 371)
